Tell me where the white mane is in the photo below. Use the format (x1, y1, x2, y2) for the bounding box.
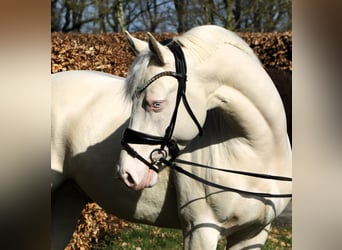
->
(175, 25, 261, 64)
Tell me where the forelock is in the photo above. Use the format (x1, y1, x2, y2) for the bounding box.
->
(125, 52, 151, 99)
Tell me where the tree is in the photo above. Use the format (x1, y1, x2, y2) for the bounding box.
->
(173, 0, 186, 32)
(51, 0, 292, 33)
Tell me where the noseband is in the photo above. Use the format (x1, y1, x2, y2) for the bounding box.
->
(121, 39, 203, 173)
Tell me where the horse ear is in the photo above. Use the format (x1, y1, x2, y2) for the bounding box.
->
(125, 31, 147, 55)
(147, 32, 168, 64)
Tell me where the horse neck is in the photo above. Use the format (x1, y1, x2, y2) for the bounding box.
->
(185, 45, 289, 155)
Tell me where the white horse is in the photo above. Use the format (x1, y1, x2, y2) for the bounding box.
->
(51, 70, 181, 250)
(117, 25, 292, 249)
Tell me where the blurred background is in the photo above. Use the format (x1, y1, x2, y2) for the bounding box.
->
(51, 0, 291, 33)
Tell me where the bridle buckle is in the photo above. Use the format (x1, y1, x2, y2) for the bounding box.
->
(150, 148, 167, 164)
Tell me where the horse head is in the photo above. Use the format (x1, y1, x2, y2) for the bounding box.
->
(118, 25, 290, 191)
(117, 31, 208, 190)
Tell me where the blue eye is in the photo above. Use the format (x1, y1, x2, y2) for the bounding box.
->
(153, 102, 161, 108)
(150, 101, 164, 112)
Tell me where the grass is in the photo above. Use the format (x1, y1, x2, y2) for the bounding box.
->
(92, 222, 291, 250)
(263, 224, 292, 250)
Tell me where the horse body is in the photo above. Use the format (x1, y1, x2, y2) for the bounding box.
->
(118, 25, 291, 249)
(51, 70, 180, 250)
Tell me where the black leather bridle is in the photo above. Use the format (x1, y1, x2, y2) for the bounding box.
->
(121, 39, 203, 173)
(120, 39, 292, 198)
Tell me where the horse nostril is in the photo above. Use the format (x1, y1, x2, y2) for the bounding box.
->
(124, 172, 136, 187)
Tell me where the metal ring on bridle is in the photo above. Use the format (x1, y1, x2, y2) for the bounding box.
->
(150, 148, 167, 164)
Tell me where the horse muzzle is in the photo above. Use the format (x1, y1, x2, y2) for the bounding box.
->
(118, 162, 158, 190)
